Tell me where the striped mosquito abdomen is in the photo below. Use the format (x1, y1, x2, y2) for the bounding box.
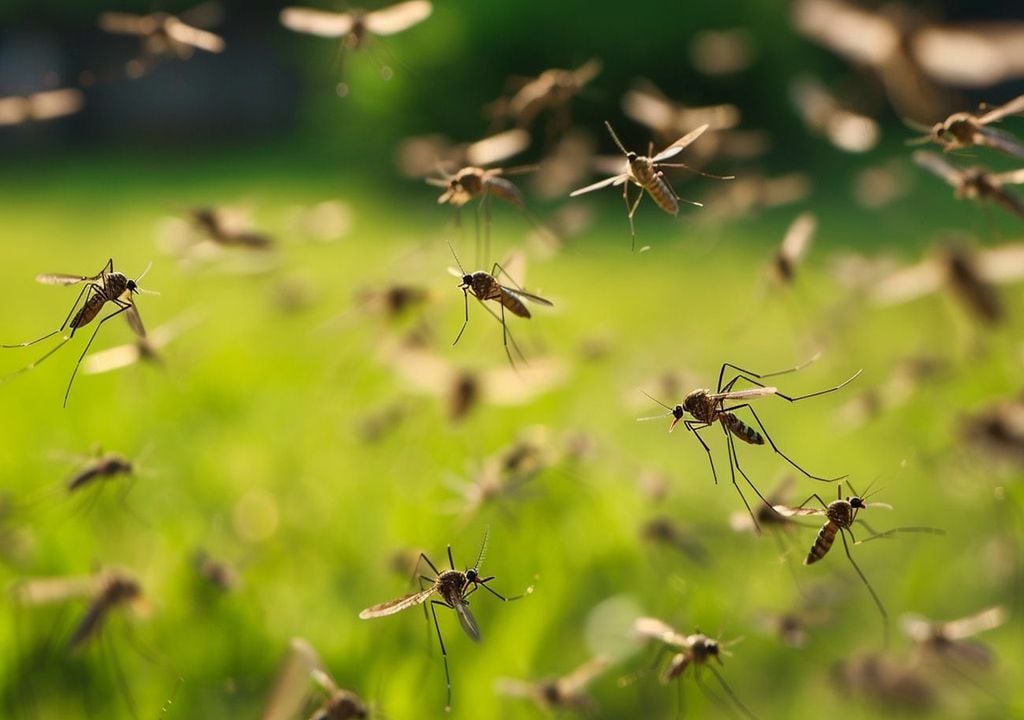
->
(804, 520, 838, 565)
(70, 272, 129, 330)
(483, 176, 526, 209)
(498, 291, 530, 318)
(630, 156, 679, 215)
(721, 412, 764, 445)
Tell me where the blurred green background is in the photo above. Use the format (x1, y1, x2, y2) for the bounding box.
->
(1, 1, 1023, 719)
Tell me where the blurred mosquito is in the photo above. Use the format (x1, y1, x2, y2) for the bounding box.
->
(908, 95, 1024, 158)
(832, 651, 936, 713)
(571, 121, 727, 250)
(960, 391, 1024, 461)
(261, 637, 369, 720)
(280, 0, 432, 93)
(789, 76, 880, 153)
(494, 655, 609, 713)
(447, 244, 553, 367)
(902, 606, 1006, 671)
(621, 79, 741, 144)
(913, 150, 1024, 220)
(99, 4, 225, 77)
(64, 448, 135, 495)
(0, 88, 84, 127)
(395, 128, 530, 180)
(773, 481, 944, 642)
(641, 516, 711, 566)
(358, 530, 530, 711)
(638, 356, 861, 532)
(194, 549, 240, 592)
(870, 240, 1024, 326)
(490, 59, 601, 139)
(1, 258, 154, 407)
(631, 616, 758, 720)
(83, 311, 200, 376)
(769, 212, 817, 285)
(183, 206, 274, 250)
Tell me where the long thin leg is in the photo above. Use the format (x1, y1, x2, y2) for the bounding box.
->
(102, 631, 139, 720)
(476, 577, 531, 602)
(446, 545, 456, 571)
(693, 669, 737, 719)
(794, 492, 830, 511)
(1, 284, 98, 349)
(477, 300, 526, 366)
(716, 357, 821, 392)
(725, 430, 786, 523)
(717, 365, 861, 402)
(452, 290, 470, 346)
(707, 665, 759, 720)
(685, 421, 717, 483)
(473, 197, 483, 268)
(491, 262, 528, 295)
(724, 403, 842, 482)
(723, 425, 759, 535)
(483, 192, 492, 269)
(64, 301, 133, 408)
(429, 600, 453, 711)
(839, 529, 888, 645)
(853, 524, 946, 544)
(0, 336, 73, 385)
(626, 183, 644, 252)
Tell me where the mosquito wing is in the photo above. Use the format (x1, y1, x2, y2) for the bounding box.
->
(569, 174, 628, 197)
(992, 168, 1024, 186)
(503, 286, 553, 307)
(82, 343, 143, 375)
(559, 655, 609, 695)
(124, 303, 147, 339)
(779, 212, 817, 263)
(364, 0, 432, 35)
(706, 386, 779, 402)
(453, 597, 482, 641)
(383, 346, 456, 397)
(465, 128, 530, 167)
(260, 637, 322, 720)
(912, 24, 1024, 88)
(35, 272, 99, 286)
(974, 242, 1024, 284)
(165, 17, 225, 53)
(870, 259, 944, 305)
(912, 150, 965, 187)
(98, 12, 155, 36)
(280, 7, 355, 38)
(977, 94, 1024, 125)
(10, 575, 98, 605)
(792, 0, 898, 67)
(359, 586, 436, 618)
(622, 84, 676, 134)
(771, 504, 823, 518)
(978, 126, 1024, 160)
(632, 616, 688, 648)
(653, 124, 710, 162)
(943, 606, 1006, 641)
(493, 678, 539, 700)
(481, 357, 568, 405)
(27, 89, 84, 121)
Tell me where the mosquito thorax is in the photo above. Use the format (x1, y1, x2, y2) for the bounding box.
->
(827, 499, 855, 527)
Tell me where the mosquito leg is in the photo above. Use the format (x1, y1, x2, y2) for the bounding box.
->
(694, 668, 736, 719)
(708, 665, 760, 720)
(793, 492, 829, 511)
(622, 181, 636, 251)
(409, 552, 441, 587)
(473, 197, 483, 268)
(839, 529, 889, 645)
(491, 262, 528, 294)
(725, 403, 842, 482)
(685, 421, 717, 484)
(478, 300, 526, 367)
(723, 425, 759, 535)
(446, 545, 456, 571)
(1, 283, 98, 349)
(725, 431, 784, 520)
(626, 183, 644, 252)
(452, 290, 470, 346)
(483, 192, 492, 269)
(63, 301, 133, 408)
(103, 631, 139, 720)
(429, 600, 453, 711)
(476, 577, 531, 602)
(716, 358, 820, 392)
(0, 336, 73, 385)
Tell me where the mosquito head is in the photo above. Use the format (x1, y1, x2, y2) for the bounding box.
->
(849, 496, 867, 509)
(461, 274, 473, 287)
(626, 151, 638, 162)
(465, 568, 479, 583)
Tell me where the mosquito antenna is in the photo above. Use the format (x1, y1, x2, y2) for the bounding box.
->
(604, 121, 629, 155)
(446, 239, 466, 275)
(473, 526, 490, 571)
(641, 391, 673, 411)
(134, 261, 153, 284)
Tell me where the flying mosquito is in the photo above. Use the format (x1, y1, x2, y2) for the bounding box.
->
(447, 244, 553, 367)
(1, 258, 154, 407)
(870, 240, 1024, 325)
(358, 531, 530, 711)
(99, 4, 225, 76)
(491, 58, 602, 138)
(63, 448, 135, 495)
(83, 311, 200, 375)
(638, 356, 861, 532)
(773, 482, 943, 641)
(901, 606, 1007, 670)
(494, 655, 609, 713)
(395, 128, 531, 180)
(913, 150, 1024, 220)
(789, 75, 880, 153)
(769, 212, 817, 285)
(182, 206, 274, 250)
(909, 95, 1024, 158)
(631, 616, 758, 720)
(832, 651, 936, 713)
(570, 121, 725, 250)
(261, 637, 369, 720)
(621, 79, 741, 143)
(960, 391, 1024, 461)
(641, 516, 711, 566)
(0, 88, 84, 127)
(193, 549, 241, 592)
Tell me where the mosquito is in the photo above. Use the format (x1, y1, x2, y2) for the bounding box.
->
(1, 258, 154, 407)
(790, 75, 880, 153)
(901, 606, 1006, 670)
(570, 121, 727, 250)
(631, 616, 759, 720)
(770, 212, 817, 285)
(638, 356, 861, 532)
(960, 391, 1024, 461)
(184, 206, 274, 250)
(492, 58, 602, 138)
(908, 95, 1024, 158)
(774, 482, 944, 642)
(494, 655, 609, 713)
(65, 449, 134, 494)
(913, 150, 1024, 220)
(621, 79, 741, 144)
(358, 530, 530, 711)
(447, 243, 552, 367)
(194, 549, 241, 592)
(833, 651, 937, 713)
(83, 311, 200, 376)
(641, 516, 711, 566)
(261, 637, 369, 720)
(99, 5, 225, 76)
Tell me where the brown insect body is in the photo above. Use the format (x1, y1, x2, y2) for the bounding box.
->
(68, 573, 142, 650)
(683, 389, 765, 446)
(67, 452, 133, 492)
(71, 273, 134, 330)
(805, 496, 862, 565)
(461, 272, 530, 318)
(944, 247, 1002, 323)
(436, 167, 526, 209)
(628, 154, 679, 215)
(311, 689, 368, 720)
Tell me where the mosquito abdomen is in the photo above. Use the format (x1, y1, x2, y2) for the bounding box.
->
(645, 175, 679, 216)
(805, 522, 837, 565)
(499, 291, 531, 318)
(723, 413, 764, 445)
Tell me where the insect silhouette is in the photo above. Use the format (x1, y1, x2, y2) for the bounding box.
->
(64, 449, 135, 495)
(0, 88, 84, 127)
(83, 311, 200, 376)
(960, 390, 1024, 461)
(641, 516, 711, 566)
(183, 206, 274, 250)
(261, 637, 369, 720)
(491, 58, 602, 139)
(832, 651, 936, 713)
(638, 357, 861, 532)
(621, 79, 741, 144)
(901, 606, 1007, 671)
(631, 616, 758, 720)
(913, 150, 1024, 220)
(358, 530, 530, 711)
(774, 482, 943, 641)
(570, 121, 726, 250)
(99, 4, 225, 76)
(790, 75, 880, 153)
(1, 258, 153, 407)
(494, 655, 609, 713)
(770, 212, 817, 285)
(447, 244, 552, 367)
(908, 95, 1024, 158)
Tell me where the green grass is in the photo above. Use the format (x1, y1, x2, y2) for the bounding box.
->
(0, 150, 1022, 720)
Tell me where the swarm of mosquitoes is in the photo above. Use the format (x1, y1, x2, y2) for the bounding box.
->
(2, 0, 1024, 717)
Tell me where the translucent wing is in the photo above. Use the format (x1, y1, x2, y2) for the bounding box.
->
(943, 606, 1006, 641)
(465, 129, 530, 167)
(383, 347, 457, 397)
(27, 89, 84, 121)
(364, 0, 433, 36)
(493, 678, 539, 700)
(653, 124, 710, 162)
(771, 504, 823, 518)
(974, 243, 1024, 284)
(632, 616, 688, 648)
(36, 272, 99, 286)
(779, 212, 817, 263)
(10, 575, 98, 605)
(559, 655, 609, 695)
(480, 358, 567, 405)
(706, 386, 779, 402)
(359, 586, 436, 618)
(622, 84, 676, 133)
(165, 18, 226, 53)
(279, 7, 355, 38)
(978, 94, 1024, 125)
(260, 637, 322, 720)
(453, 598, 481, 641)
(978, 126, 1024, 159)
(870, 259, 944, 305)
(992, 167, 1024, 186)
(82, 344, 143, 375)
(913, 24, 1024, 87)
(504, 287, 553, 307)
(912, 150, 965, 187)
(791, 0, 898, 67)
(569, 174, 628, 197)
(124, 303, 147, 339)
(98, 12, 156, 36)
